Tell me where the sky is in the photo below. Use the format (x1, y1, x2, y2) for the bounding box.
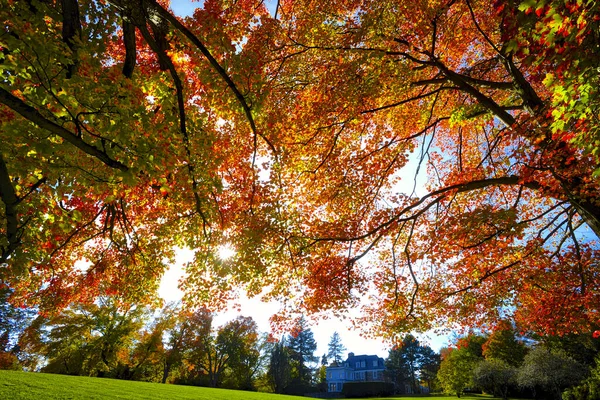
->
(160, 0, 451, 360)
(158, 248, 450, 360)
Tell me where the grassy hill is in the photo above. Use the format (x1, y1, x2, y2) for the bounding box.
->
(0, 370, 506, 400)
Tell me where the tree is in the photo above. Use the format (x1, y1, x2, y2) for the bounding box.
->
(517, 346, 587, 400)
(149, 303, 193, 384)
(420, 345, 442, 393)
(1, 0, 599, 340)
(482, 320, 527, 367)
(268, 340, 292, 394)
(20, 299, 148, 377)
(326, 331, 346, 365)
(473, 359, 516, 400)
(0, 286, 35, 369)
(217, 316, 261, 390)
(438, 346, 480, 398)
(563, 353, 600, 400)
(437, 334, 486, 397)
(386, 334, 432, 394)
(180, 311, 260, 388)
(287, 317, 318, 385)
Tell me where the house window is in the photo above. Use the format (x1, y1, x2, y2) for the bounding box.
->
(373, 360, 378, 367)
(355, 362, 360, 368)
(337, 383, 342, 391)
(361, 361, 365, 368)
(328, 372, 332, 379)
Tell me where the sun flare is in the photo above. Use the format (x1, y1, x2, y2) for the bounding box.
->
(217, 245, 236, 260)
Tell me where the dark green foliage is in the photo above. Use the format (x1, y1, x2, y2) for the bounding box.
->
(267, 340, 292, 394)
(287, 317, 317, 384)
(540, 333, 600, 367)
(386, 334, 440, 394)
(473, 359, 516, 400)
(517, 346, 587, 400)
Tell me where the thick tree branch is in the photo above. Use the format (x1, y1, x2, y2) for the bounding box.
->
(122, 18, 137, 78)
(434, 61, 516, 126)
(145, 0, 277, 154)
(413, 75, 514, 90)
(60, 0, 82, 78)
(137, 22, 209, 234)
(0, 88, 129, 171)
(0, 153, 20, 262)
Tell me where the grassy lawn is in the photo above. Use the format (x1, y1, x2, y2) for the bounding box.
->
(0, 370, 514, 400)
(0, 370, 302, 400)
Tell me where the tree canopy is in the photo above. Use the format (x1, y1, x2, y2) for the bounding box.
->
(1, 0, 599, 339)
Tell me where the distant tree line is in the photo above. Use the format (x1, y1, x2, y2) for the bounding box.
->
(4, 285, 598, 399)
(1, 290, 270, 390)
(0, 288, 323, 394)
(437, 320, 600, 400)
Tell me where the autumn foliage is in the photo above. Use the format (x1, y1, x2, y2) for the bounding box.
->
(0, 0, 599, 340)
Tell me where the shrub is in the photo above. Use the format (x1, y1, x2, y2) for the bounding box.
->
(341, 381, 394, 398)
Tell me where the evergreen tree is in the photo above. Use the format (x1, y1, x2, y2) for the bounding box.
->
(386, 334, 438, 394)
(288, 317, 317, 384)
(327, 331, 346, 365)
(268, 340, 292, 394)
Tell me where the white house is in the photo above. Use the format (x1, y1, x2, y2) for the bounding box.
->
(326, 352, 386, 393)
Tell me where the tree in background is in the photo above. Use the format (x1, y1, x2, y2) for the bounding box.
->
(268, 339, 292, 394)
(438, 347, 479, 398)
(482, 320, 527, 367)
(420, 345, 441, 393)
(326, 331, 346, 365)
(0, 286, 35, 369)
(20, 300, 148, 376)
(386, 334, 433, 393)
(218, 316, 261, 390)
(150, 303, 193, 384)
(466, 321, 527, 399)
(563, 353, 600, 400)
(121, 320, 165, 382)
(287, 317, 318, 386)
(517, 346, 587, 400)
(473, 359, 516, 400)
(179, 311, 261, 389)
(437, 334, 486, 397)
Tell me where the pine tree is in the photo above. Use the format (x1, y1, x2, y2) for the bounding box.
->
(327, 331, 347, 365)
(288, 317, 317, 384)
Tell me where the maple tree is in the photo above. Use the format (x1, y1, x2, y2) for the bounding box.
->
(0, 0, 599, 340)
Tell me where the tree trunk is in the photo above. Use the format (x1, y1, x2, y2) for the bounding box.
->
(162, 361, 171, 384)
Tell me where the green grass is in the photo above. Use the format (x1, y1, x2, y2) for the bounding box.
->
(0, 370, 511, 400)
(0, 370, 302, 400)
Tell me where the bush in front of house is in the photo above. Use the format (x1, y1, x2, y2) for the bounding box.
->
(341, 381, 394, 398)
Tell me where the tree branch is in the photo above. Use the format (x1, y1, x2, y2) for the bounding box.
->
(0, 88, 129, 171)
(122, 18, 136, 78)
(0, 152, 20, 262)
(145, 0, 277, 154)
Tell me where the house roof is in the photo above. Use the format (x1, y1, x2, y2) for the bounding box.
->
(342, 353, 385, 370)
